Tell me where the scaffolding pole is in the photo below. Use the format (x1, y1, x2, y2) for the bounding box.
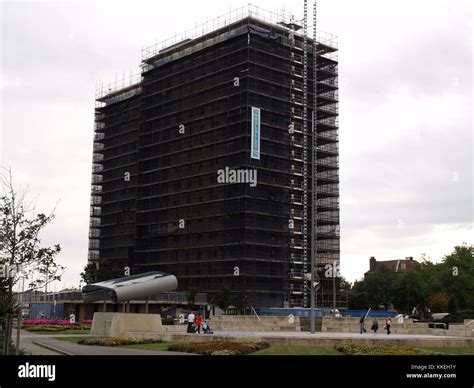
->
(310, 0, 318, 334)
(302, 0, 309, 310)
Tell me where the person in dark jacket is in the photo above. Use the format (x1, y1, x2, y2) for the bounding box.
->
(371, 318, 379, 334)
(385, 317, 392, 335)
(359, 315, 367, 334)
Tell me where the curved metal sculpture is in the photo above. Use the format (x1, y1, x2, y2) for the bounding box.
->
(82, 271, 178, 303)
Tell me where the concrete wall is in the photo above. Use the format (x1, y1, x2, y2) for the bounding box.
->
(91, 312, 163, 337)
(209, 315, 301, 332)
(321, 317, 474, 337)
(122, 332, 474, 348)
(109, 313, 163, 338)
(90, 313, 115, 336)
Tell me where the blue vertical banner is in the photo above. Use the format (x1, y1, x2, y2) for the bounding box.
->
(251, 107, 261, 160)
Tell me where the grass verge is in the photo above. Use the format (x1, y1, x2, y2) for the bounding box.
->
(35, 330, 91, 335)
(53, 336, 88, 343)
(52, 337, 474, 356)
(121, 343, 170, 351)
(168, 341, 270, 355)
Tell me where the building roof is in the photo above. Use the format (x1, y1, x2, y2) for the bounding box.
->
(364, 257, 420, 277)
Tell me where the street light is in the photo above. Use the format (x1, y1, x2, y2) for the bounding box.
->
(307, 272, 320, 333)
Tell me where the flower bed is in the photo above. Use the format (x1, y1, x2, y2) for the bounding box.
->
(22, 319, 79, 326)
(335, 344, 443, 356)
(167, 341, 270, 355)
(77, 337, 163, 347)
(23, 325, 90, 332)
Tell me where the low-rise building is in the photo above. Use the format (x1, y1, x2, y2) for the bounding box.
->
(364, 256, 420, 278)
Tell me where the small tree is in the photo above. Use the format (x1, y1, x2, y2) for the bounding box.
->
(0, 167, 64, 353)
(80, 261, 113, 284)
(185, 287, 199, 308)
(215, 287, 232, 311)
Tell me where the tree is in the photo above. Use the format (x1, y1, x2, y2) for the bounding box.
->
(185, 287, 199, 308)
(0, 292, 19, 355)
(343, 245, 473, 318)
(214, 287, 232, 310)
(80, 261, 113, 284)
(347, 280, 369, 309)
(0, 167, 64, 353)
(363, 266, 396, 309)
(448, 297, 458, 316)
(437, 245, 474, 310)
(428, 292, 449, 313)
(392, 270, 429, 314)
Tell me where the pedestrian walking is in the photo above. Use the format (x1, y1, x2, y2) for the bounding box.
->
(385, 317, 392, 335)
(371, 318, 379, 334)
(202, 320, 213, 334)
(195, 313, 203, 334)
(187, 311, 195, 333)
(359, 315, 367, 334)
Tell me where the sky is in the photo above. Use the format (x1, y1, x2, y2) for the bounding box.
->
(0, 0, 472, 290)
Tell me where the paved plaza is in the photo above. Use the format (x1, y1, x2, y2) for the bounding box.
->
(17, 329, 472, 356)
(19, 331, 190, 356)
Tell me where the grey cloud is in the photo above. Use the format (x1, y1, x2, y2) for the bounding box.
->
(1, 0, 472, 286)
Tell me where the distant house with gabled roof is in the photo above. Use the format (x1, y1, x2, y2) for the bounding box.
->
(364, 256, 421, 279)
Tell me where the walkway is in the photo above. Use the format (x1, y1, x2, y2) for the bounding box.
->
(19, 332, 192, 356)
(214, 331, 464, 340)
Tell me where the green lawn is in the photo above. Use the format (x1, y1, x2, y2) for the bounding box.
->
(250, 346, 342, 355)
(53, 336, 90, 343)
(35, 330, 91, 335)
(53, 336, 170, 351)
(421, 347, 474, 355)
(50, 338, 474, 356)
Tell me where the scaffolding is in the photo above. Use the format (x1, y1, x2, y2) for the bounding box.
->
(88, 2, 340, 308)
(141, 4, 336, 61)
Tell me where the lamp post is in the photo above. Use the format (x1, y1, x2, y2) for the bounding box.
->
(407, 285, 410, 315)
(307, 271, 320, 333)
(333, 260, 337, 314)
(16, 271, 28, 355)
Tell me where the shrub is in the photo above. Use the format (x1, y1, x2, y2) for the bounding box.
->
(167, 341, 270, 355)
(23, 326, 67, 332)
(210, 350, 238, 356)
(335, 343, 443, 356)
(428, 292, 449, 313)
(161, 317, 175, 326)
(77, 337, 163, 346)
(23, 324, 90, 332)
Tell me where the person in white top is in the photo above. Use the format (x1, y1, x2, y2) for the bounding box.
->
(187, 312, 195, 333)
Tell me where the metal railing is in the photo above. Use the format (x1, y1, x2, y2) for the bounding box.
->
(141, 4, 337, 61)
